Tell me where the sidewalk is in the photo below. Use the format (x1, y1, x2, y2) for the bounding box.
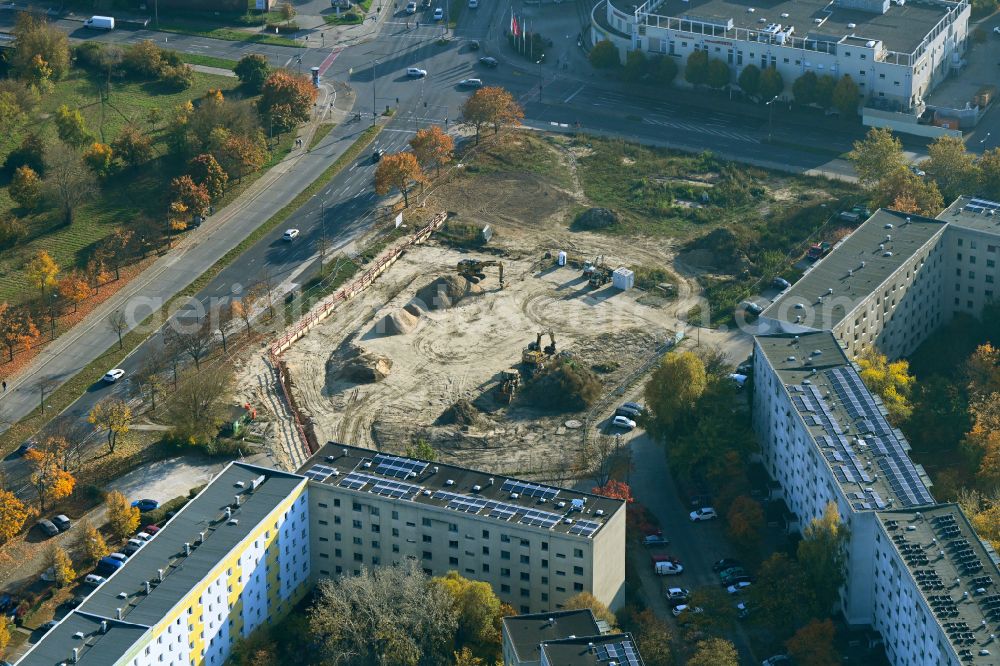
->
(0, 83, 359, 436)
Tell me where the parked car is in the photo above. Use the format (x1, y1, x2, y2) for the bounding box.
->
(135, 531, 153, 542)
(642, 534, 669, 546)
(143, 524, 161, 535)
(622, 401, 644, 414)
(615, 405, 642, 419)
(671, 604, 702, 617)
(97, 556, 125, 573)
(726, 574, 754, 586)
(433, 7, 444, 19)
(718, 566, 745, 579)
(51, 515, 71, 532)
(458, 78, 484, 88)
(654, 561, 684, 575)
(83, 574, 107, 586)
(909, 165, 926, 177)
(407, 67, 428, 78)
(372, 148, 385, 162)
(468, 39, 480, 50)
(102, 368, 125, 383)
(772, 276, 791, 290)
(689, 507, 718, 521)
(106, 552, 128, 563)
(131, 499, 159, 512)
(40, 567, 56, 582)
(726, 581, 752, 594)
(468, 0, 478, 7)
(712, 558, 742, 572)
(995, 26, 1000, 34)
(611, 415, 636, 430)
(36, 519, 59, 538)
(405, 1, 417, 12)
(728, 373, 748, 389)
(479, 57, 498, 68)
(736, 600, 751, 619)
(282, 229, 299, 241)
(40, 619, 59, 632)
(742, 301, 763, 316)
(665, 587, 690, 606)
(66, 594, 86, 608)
(123, 538, 145, 555)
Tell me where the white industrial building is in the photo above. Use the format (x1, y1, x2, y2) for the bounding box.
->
(592, 0, 969, 113)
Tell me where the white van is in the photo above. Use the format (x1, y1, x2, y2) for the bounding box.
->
(84, 16, 115, 30)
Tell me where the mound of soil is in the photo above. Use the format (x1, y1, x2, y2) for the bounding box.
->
(574, 207, 619, 230)
(436, 398, 486, 427)
(519, 357, 601, 412)
(331, 346, 393, 383)
(415, 275, 483, 310)
(372, 308, 420, 336)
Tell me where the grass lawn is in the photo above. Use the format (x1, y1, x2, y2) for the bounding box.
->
(156, 20, 299, 47)
(308, 123, 337, 150)
(178, 53, 240, 71)
(0, 70, 242, 305)
(324, 11, 364, 24)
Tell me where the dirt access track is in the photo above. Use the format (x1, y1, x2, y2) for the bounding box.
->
(276, 244, 677, 477)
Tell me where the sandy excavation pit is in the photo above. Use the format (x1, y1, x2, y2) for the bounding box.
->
(279, 244, 678, 477)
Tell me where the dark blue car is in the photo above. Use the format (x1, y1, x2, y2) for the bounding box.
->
(131, 499, 159, 512)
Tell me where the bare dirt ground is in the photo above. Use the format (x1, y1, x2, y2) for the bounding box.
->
(240, 133, 754, 479)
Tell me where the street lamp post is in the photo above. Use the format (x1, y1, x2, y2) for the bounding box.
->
(980, 131, 992, 149)
(766, 95, 779, 143)
(372, 59, 379, 126)
(536, 57, 544, 102)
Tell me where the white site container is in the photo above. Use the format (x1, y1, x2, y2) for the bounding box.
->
(557, 251, 567, 266)
(612, 267, 634, 291)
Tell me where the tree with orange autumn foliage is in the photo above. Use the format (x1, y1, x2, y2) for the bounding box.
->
(460, 86, 523, 144)
(58, 272, 91, 312)
(0, 303, 40, 361)
(409, 126, 454, 176)
(786, 618, 839, 666)
(25, 444, 75, 513)
(213, 129, 268, 182)
(591, 480, 635, 503)
(374, 152, 425, 207)
(258, 70, 317, 134)
(726, 495, 764, 549)
(0, 488, 29, 545)
(170, 175, 210, 219)
(26, 250, 59, 299)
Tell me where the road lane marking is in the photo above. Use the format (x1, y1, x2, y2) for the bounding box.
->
(564, 85, 585, 103)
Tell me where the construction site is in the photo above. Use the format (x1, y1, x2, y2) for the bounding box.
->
(239, 133, 754, 480)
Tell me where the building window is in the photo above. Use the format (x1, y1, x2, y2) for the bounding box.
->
(521, 588, 530, 598)
(520, 572, 530, 581)
(353, 520, 362, 529)
(520, 555, 530, 564)
(483, 546, 490, 555)
(422, 518, 432, 527)
(574, 566, 584, 575)
(501, 568, 511, 577)
(573, 583, 584, 591)
(449, 557, 459, 565)
(501, 534, 510, 543)
(482, 530, 489, 539)
(423, 535, 433, 543)
(422, 551, 433, 560)
(371, 524, 380, 533)
(482, 563, 490, 573)
(353, 502, 361, 512)
(573, 548, 583, 558)
(501, 584, 511, 593)
(501, 551, 510, 560)
(449, 540, 458, 549)
(392, 510, 399, 519)
(353, 537, 362, 545)
(354, 553, 363, 562)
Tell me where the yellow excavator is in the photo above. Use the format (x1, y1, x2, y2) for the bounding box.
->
(521, 331, 556, 370)
(456, 259, 505, 289)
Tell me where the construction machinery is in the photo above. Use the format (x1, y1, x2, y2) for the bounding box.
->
(456, 258, 505, 289)
(582, 255, 613, 288)
(522, 331, 556, 370)
(497, 368, 520, 403)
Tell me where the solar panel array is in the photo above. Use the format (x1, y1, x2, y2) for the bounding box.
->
(373, 454, 428, 479)
(303, 464, 337, 482)
(568, 520, 602, 537)
(824, 367, 934, 507)
(595, 640, 642, 666)
(501, 479, 560, 500)
(339, 472, 372, 491)
(964, 197, 1000, 214)
(430, 490, 572, 532)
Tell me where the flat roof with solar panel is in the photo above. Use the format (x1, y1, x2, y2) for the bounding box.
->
(539, 633, 646, 666)
(299, 443, 624, 539)
(755, 331, 935, 511)
(876, 506, 1000, 665)
(939, 195, 1000, 234)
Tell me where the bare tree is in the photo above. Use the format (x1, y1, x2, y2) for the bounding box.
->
(44, 142, 98, 226)
(165, 317, 213, 370)
(165, 364, 232, 445)
(108, 310, 128, 349)
(216, 301, 234, 354)
(698, 344, 733, 379)
(592, 434, 617, 487)
(134, 351, 167, 411)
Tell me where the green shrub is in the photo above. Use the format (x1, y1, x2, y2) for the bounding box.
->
(589, 40, 619, 68)
(142, 495, 190, 525)
(519, 358, 601, 411)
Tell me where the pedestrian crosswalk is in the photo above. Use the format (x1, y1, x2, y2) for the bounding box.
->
(643, 115, 760, 144)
